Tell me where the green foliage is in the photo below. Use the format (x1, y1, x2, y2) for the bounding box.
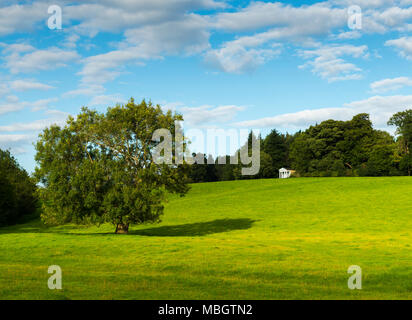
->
(289, 114, 397, 176)
(0, 149, 37, 226)
(388, 109, 412, 176)
(262, 129, 288, 177)
(34, 99, 190, 233)
(366, 144, 396, 176)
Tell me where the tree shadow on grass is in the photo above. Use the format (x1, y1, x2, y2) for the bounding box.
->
(0, 220, 89, 235)
(0, 218, 257, 237)
(129, 218, 257, 237)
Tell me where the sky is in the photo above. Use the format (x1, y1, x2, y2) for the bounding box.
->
(1, 0, 412, 173)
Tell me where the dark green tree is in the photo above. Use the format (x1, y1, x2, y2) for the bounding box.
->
(263, 129, 287, 177)
(0, 149, 37, 226)
(189, 153, 208, 183)
(388, 109, 412, 176)
(366, 145, 396, 176)
(290, 114, 396, 176)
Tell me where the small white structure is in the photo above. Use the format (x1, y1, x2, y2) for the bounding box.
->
(279, 168, 292, 179)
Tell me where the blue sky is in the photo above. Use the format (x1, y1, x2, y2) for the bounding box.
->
(2, 0, 412, 172)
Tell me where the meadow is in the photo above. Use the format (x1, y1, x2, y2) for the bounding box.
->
(0, 177, 411, 300)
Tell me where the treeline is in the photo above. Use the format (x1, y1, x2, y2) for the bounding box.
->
(0, 149, 38, 226)
(189, 111, 412, 182)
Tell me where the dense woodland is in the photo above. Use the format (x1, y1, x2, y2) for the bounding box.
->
(0, 101, 411, 229)
(0, 149, 37, 226)
(189, 111, 412, 182)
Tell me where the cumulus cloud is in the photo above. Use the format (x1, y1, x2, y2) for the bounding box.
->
(64, 0, 224, 35)
(385, 36, 412, 59)
(298, 44, 368, 81)
(0, 3, 47, 35)
(212, 1, 347, 34)
(4, 46, 80, 74)
(370, 77, 412, 93)
(344, 94, 412, 126)
(79, 13, 210, 85)
(78, 47, 151, 85)
(204, 42, 281, 74)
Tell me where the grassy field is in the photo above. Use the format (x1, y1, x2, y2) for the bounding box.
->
(0, 177, 411, 300)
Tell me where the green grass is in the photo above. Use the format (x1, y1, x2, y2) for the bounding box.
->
(1, 177, 411, 300)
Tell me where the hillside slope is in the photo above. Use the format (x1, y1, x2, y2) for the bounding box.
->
(0, 177, 411, 299)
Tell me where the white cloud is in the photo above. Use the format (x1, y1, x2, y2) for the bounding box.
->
(0, 95, 26, 115)
(344, 94, 412, 126)
(385, 36, 412, 59)
(124, 14, 210, 55)
(298, 44, 368, 82)
(0, 83, 9, 98)
(30, 98, 58, 111)
(0, 43, 35, 54)
(204, 42, 281, 74)
(79, 13, 210, 85)
(64, 0, 224, 35)
(0, 96, 57, 115)
(0, 118, 65, 133)
(89, 94, 125, 106)
(4, 46, 80, 74)
(180, 104, 245, 126)
(212, 2, 347, 34)
(0, 3, 47, 35)
(78, 47, 151, 85)
(0, 108, 69, 154)
(0, 134, 35, 154)
(235, 94, 412, 129)
(370, 76, 412, 93)
(9, 79, 54, 92)
(63, 84, 106, 97)
(334, 31, 362, 40)
(235, 107, 354, 129)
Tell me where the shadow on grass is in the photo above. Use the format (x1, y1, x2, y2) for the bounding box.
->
(0, 218, 257, 237)
(129, 218, 257, 237)
(0, 220, 87, 235)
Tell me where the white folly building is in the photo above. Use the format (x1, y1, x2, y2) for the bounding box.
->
(279, 168, 293, 179)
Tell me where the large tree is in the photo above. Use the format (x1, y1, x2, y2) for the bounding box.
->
(388, 109, 412, 176)
(35, 99, 190, 233)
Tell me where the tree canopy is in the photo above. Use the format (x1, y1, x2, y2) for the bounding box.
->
(35, 99, 190, 233)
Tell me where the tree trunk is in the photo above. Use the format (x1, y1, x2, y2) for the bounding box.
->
(115, 223, 129, 234)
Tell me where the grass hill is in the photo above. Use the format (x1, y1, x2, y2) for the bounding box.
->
(0, 177, 411, 299)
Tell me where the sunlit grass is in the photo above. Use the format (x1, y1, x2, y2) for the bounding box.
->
(0, 177, 411, 299)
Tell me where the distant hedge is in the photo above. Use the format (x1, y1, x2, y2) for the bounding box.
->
(0, 149, 38, 226)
